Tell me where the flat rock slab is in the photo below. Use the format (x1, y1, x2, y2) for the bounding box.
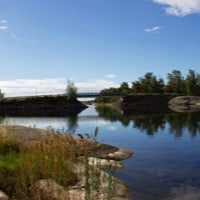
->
(169, 96, 200, 112)
(0, 125, 133, 161)
(89, 142, 133, 161)
(32, 162, 131, 200)
(169, 96, 200, 106)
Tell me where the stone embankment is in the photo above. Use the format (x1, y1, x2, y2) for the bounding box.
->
(0, 125, 133, 200)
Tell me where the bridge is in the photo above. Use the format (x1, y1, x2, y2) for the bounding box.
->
(5, 92, 126, 99)
(76, 92, 126, 98)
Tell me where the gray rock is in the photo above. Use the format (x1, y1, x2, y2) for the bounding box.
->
(87, 157, 123, 168)
(0, 191, 9, 200)
(169, 96, 200, 112)
(90, 142, 133, 161)
(32, 163, 131, 200)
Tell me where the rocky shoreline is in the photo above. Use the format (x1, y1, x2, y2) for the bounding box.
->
(114, 95, 200, 113)
(0, 96, 87, 116)
(0, 125, 133, 200)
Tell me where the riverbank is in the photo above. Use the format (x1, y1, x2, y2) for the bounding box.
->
(0, 95, 87, 116)
(0, 125, 132, 200)
(99, 94, 200, 113)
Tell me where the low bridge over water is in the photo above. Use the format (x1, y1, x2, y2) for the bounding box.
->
(77, 92, 126, 98)
(6, 92, 126, 99)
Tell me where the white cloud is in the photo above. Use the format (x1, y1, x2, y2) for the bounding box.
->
(0, 19, 8, 30)
(0, 78, 66, 97)
(153, 0, 200, 16)
(0, 20, 7, 24)
(145, 26, 161, 33)
(105, 74, 117, 79)
(76, 79, 119, 92)
(0, 26, 8, 30)
(0, 78, 119, 97)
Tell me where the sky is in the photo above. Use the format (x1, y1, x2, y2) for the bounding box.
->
(1, 0, 200, 96)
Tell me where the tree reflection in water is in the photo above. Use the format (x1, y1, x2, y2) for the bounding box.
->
(95, 106, 200, 138)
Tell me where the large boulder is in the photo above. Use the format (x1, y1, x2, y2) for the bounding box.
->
(168, 96, 200, 112)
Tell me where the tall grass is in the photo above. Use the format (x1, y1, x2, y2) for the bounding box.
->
(0, 133, 79, 199)
(0, 127, 119, 200)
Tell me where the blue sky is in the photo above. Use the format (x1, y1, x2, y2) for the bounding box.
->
(1, 0, 200, 96)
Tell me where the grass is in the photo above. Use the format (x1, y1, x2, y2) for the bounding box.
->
(0, 126, 119, 200)
(0, 133, 79, 199)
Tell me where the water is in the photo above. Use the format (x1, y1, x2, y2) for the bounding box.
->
(1, 105, 200, 200)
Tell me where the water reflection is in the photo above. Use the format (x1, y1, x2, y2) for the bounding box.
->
(1, 106, 200, 200)
(96, 106, 200, 137)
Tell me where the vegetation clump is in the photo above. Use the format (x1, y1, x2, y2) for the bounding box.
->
(0, 133, 78, 199)
(99, 69, 200, 97)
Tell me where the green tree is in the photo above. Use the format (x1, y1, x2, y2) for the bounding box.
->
(66, 81, 77, 100)
(100, 87, 118, 95)
(132, 72, 164, 93)
(165, 70, 185, 94)
(118, 82, 130, 94)
(185, 69, 200, 95)
(0, 89, 4, 100)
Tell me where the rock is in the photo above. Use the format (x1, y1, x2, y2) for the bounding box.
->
(0, 125, 133, 199)
(90, 143, 133, 161)
(169, 96, 200, 112)
(32, 163, 131, 200)
(87, 157, 123, 168)
(0, 191, 9, 200)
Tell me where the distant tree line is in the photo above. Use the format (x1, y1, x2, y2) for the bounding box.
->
(100, 69, 200, 96)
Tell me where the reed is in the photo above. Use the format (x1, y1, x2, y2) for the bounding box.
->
(0, 133, 79, 199)
(0, 126, 118, 200)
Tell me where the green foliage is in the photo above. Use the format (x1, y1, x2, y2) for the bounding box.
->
(118, 82, 131, 94)
(66, 80, 77, 100)
(95, 96, 120, 104)
(165, 70, 185, 94)
(185, 69, 200, 95)
(0, 89, 4, 100)
(0, 153, 20, 170)
(99, 69, 200, 96)
(0, 135, 78, 199)
(132, 72, 164, 93)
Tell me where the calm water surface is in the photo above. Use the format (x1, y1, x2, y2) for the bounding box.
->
(1, 105, 200, 200)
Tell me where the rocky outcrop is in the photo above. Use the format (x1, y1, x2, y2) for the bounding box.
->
(31, 163, 131, 200)
(169, 96, 200, 112)
(0, 125, 133, 200)
(0, 96, 87, 116)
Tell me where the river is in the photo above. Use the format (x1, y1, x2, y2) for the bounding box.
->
(1, 105, 200, 200)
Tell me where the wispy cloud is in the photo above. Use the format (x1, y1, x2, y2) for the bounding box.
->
(0, 19, 7, 24)
(145, 26, 162, 33)
(0, 19, 16, 38)
(0, 26, 8, 30)
(105, 74, 117, 79)
(0, 78, 119, 97)
(0, 19, 8, 30)
(153, 0, 200, 17)
(76, 79, 119, 92)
